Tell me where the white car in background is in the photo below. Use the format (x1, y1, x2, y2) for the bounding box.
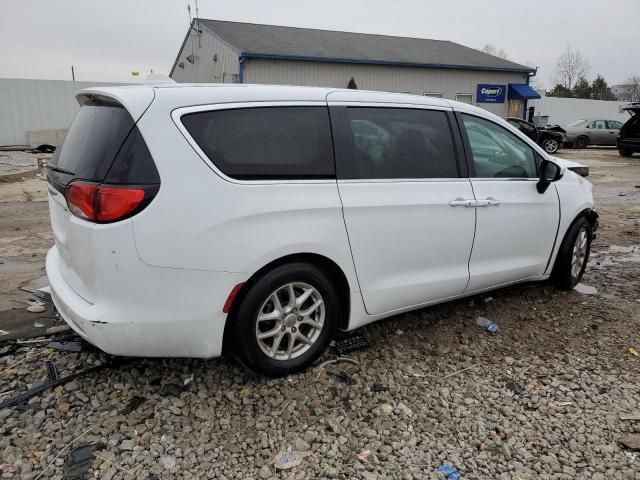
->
(46, 84, 598, 376)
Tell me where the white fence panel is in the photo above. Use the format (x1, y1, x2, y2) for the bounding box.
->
(0, 78, 125, 147)
(528, 93, 629, 127)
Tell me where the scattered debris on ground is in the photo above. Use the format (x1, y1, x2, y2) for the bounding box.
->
(1, 148, 640, 477)
(331, 333, 369, 355)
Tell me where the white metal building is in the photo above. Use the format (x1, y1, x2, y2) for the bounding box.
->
(171, 19, 540, 118)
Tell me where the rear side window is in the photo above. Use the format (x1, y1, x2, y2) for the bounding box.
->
(339, 107, 459, 179)
(47, 98, 158, 188)
(181, 107, 334, 180)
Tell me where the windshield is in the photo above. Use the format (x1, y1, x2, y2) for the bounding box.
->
(567, 119, 586, 127)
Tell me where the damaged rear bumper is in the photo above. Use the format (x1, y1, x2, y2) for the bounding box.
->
(46, 245, 242, 358)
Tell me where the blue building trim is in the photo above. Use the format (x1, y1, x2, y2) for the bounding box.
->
(240, 52, 535, 74)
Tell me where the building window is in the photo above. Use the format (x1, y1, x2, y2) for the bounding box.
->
(423, 92, 443, 98)
(456, 93, 473, 104)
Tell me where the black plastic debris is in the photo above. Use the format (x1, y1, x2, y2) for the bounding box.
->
(47, 340, 99, 354)
(332, 334, 369, 355)
(325, 367, 356, 386)
(64, 442, 106, 480)
(502, 378, 524, 395)
(121, 395, 147, 415)
(44, 359, 59, 382)
(150, 378, 191, 397)
(18, 287, 52, 303)
(14, 400, 39, 412)
(0, 360, 129, 410)
(371, 383, 388, 393)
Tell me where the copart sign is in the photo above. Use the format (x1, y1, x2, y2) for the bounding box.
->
(476, 84, 506, 103)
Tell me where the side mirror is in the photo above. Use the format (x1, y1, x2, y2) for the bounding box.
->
(537, 160, 562, 194)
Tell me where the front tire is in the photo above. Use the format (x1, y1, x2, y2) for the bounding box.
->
(542, 137, 560, 154)
(551, 217, 592, 289)
(230, 263, 339, 376)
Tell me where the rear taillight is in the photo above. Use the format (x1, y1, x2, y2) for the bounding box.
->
(65, 181, 157, 223)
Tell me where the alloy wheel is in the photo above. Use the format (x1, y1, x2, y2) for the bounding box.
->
(571, 227, 588, 279)
(255, 282, 325, 361)
(544, 139, 559, 153)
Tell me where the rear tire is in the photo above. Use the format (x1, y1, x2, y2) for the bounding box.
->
(230, 263, 338, 376)
(551, 217, 592, 290)
(574, 136, 589, 149)
(618, 147, 633, 157)
(542, 137, 560, 154)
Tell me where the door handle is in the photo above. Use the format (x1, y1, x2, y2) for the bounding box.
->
(476, 197, 501, 207)
(449, 198, 476, 207)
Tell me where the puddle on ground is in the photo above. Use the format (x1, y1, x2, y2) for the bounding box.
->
(574, 283, 598, 295)
(588, 245, 640, 269)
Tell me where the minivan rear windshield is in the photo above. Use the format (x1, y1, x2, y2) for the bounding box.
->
(49, 99, 135, 182)
(48, 98, 159, 188)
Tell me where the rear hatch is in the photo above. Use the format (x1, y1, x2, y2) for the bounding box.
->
(619, 103, 640, 142)
(47, 93, 159, 303)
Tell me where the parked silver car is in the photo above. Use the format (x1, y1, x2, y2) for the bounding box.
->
(564, 118, 623, 148)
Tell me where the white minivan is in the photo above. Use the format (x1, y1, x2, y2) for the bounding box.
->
(46, 84, 598, 375)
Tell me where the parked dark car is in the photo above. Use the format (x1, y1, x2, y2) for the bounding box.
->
(506, 117, 566, 154)
(617, 103, 640, 157)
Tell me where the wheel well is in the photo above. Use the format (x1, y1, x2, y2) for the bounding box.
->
(222, 253, 352, 351)
(575, 135, 590, 144)
(581, 208, 599, 233)
(565, 209, 598, 238)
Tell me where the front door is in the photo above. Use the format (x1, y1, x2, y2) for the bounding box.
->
(586, 119, 610, 145)
(459, 114, 560, 292)
(329, 100, 476, 315)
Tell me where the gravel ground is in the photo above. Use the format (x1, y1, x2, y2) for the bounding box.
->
(1, 148, 640, 479)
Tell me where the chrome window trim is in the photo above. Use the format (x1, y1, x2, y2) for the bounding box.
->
(327, 101, 452, 112)
(338, 178, 470, 184)
(469, 177, 539, 182)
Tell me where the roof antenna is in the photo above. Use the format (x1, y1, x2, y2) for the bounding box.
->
(194, 0, 201, 47)
(187, 3, 192, 24)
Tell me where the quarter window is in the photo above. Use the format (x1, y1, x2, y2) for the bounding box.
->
(462, 115, 537, 178)
(606, 120, 622, 129)
(181, 107, 334, 180)
(340, 107, 459, 179)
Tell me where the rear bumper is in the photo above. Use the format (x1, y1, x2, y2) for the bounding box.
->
(46, 246, 243, 358)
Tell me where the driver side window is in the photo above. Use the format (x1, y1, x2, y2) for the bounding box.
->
(462, 115, 537, 178)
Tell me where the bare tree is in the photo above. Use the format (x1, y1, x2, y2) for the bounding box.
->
(619, 75, 640, 102)
(553, 45, 590, 90)
(481, 44, 508, 59)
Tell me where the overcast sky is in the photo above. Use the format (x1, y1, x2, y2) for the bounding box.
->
(1, 0, 638, 88)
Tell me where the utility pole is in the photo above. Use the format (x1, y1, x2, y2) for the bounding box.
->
(71, 65, 75, 81)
